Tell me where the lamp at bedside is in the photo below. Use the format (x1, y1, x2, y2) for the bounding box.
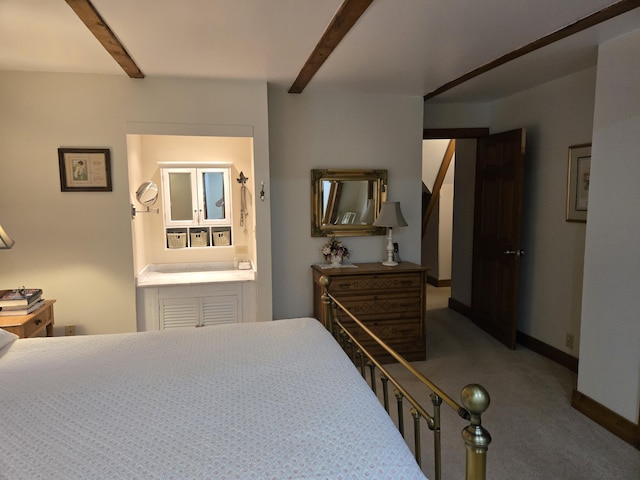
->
(372, 201, 407, 266)
(0, 225, 15, 249)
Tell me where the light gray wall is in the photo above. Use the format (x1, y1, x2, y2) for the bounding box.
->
(578, 28, 640, 423)
(0, 72, 272, 333)
(450, 139, 477, 307)
(268, 86, 424, 319)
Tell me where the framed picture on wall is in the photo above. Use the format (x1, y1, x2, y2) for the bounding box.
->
(566, 143, 591, 222)
(58, 148, 112, 192)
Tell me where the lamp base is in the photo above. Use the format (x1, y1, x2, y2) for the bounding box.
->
(380, 227, 399, 266)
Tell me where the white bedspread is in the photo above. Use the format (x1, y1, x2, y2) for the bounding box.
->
(0, 318, 426, 479)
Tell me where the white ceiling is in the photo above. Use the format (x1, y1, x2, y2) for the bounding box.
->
(1, 0, 639, 102)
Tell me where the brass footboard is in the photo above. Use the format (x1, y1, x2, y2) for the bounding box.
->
(320, 275, 491, 480)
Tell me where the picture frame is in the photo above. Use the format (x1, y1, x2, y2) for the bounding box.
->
(566, 143, 591, 222)
(58, 148, 112, 192)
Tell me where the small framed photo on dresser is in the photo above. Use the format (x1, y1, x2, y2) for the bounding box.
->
(58, 147, 112, 192)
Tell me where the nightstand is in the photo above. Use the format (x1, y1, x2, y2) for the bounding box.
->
(0, 299, 56, 338)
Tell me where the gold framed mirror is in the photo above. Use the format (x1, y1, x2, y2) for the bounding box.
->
(311, 169, 387, 237)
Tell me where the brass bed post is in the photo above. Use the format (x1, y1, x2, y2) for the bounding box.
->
(381, 374, 390, 413)
(461, 384, 491, 480)
(431, 393, 443, 480)
(411, 408, 422, 467)
(367, 361, 377, 393)
(395, 390, 405, 437)
(356, 349, 366, 377)
(319, 275, 334, 336)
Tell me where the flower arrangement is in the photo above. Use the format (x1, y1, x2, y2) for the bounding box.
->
(321, 235, 350, 263)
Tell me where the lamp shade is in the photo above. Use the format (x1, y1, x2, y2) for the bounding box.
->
(0, 225, 15, 249)
(373, 201, 407, 228)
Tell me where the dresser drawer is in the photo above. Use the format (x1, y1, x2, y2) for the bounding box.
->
(329, 273, 423, 294)
(337, 318, 425, 363)
(338, 317, 422, 344)
(336, 294, 422, 317)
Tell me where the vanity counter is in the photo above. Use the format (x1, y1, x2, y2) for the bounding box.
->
(136, 262, 255, 287)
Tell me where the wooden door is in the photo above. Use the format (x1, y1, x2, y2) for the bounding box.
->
(471, 129, 526, 349)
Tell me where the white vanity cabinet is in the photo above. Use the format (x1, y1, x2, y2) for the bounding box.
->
(137, 282, 256, 331)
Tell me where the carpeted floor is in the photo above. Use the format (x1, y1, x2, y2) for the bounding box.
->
(379, 285, 640, 480)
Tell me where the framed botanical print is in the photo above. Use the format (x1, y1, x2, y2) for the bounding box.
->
(566, 144, 591, 222)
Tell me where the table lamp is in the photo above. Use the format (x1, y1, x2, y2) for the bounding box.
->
(373, 201, 407, 266)
(0, 224, 15, 249)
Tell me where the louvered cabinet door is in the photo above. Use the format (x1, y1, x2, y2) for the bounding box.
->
(201, 295, 238, 326)
(159, 295, 239, 329)
(138, 282, 251, 331)
(160, 297, 199, 329)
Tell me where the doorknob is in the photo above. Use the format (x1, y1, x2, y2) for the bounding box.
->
(504, 249, 524, 258)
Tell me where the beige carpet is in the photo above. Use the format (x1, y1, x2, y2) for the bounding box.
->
(378, 285, 640, 480)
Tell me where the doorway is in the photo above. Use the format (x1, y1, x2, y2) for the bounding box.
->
(422, 128, 526, 349)
(422, 129, 488, 312)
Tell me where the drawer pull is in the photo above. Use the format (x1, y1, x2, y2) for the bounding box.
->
(338, 282, 353, 289)
(35, 318, 42, 326)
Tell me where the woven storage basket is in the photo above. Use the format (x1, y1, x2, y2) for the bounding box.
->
(212, 231, 230, 246)
(190, 231, 208, 247)
(167, 233, 187, 249)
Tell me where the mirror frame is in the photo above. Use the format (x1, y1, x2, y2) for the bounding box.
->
(136, 181, 159, 206)
(311, 169, 387, 237)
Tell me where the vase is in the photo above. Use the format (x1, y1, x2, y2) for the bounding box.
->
(330, 254, 342, 266)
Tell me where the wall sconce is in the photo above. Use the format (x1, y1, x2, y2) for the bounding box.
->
(0, 224, 15, 249)
(372, 201, 407, 266)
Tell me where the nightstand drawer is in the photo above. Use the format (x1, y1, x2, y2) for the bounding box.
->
(21, 307, 52, 337)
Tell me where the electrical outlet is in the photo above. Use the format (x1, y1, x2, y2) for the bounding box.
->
(565, 333, 574, 349)
(65, 325, 76, 336)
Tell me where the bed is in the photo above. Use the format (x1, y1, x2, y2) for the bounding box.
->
(0, 317, 426, 479)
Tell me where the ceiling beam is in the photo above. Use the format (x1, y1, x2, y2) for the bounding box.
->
(288, 0, 374, 94)
(424, 0, 640, 100)
(65, 0, 144, 79)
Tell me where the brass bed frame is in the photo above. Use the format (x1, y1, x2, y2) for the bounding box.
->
(320, 275, 492, 480)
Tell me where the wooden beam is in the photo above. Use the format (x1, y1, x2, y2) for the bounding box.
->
(288, 0, 374, 94)
(65, 0, 144, 79)
(422, 139, 455, 237)
(424, 0, 640, 100)
(423, 128, 489, 139)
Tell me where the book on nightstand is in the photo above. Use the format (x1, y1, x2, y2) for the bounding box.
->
(0, 288, 43, 308)
(0, 298, 45, 316)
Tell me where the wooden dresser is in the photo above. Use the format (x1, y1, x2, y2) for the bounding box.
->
(312, 263, 427, 362)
